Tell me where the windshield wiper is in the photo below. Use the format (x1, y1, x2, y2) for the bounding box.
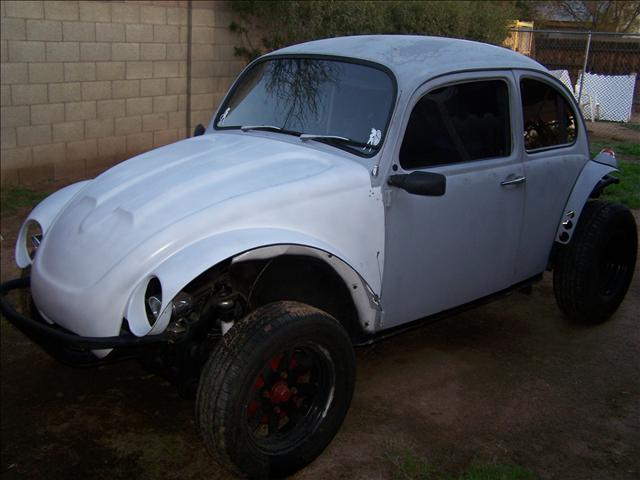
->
(240, 125, 300, 136)
(300, 134, 370, 149)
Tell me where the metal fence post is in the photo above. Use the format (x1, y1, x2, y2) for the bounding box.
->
(577, 31, 592, 105)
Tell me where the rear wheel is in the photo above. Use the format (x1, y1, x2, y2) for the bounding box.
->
(196, 301, 355, 478)
(554, 201, 637, 324)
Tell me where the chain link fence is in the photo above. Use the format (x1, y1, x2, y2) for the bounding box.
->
(507, 29, 640, 146)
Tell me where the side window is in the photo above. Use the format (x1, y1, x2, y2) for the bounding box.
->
(520, 78, 576, 151)
(399, 80, 511, 169)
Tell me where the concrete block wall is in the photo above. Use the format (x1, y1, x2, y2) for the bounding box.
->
(1, 0, 247, 186)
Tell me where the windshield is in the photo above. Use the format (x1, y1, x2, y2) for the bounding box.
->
(215, 57, 396, 156)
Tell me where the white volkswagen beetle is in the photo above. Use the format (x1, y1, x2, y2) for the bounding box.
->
(2, 36, 637, 478)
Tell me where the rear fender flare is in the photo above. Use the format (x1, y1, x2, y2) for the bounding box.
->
(555, 160, 617, 244)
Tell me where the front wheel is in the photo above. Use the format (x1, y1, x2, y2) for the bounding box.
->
(196, 301, 355, 478)
(553, 201, 637, 324)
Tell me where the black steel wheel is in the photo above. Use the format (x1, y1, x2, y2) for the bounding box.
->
(196, 301, 355, 478)
(554, 200, 637, 324)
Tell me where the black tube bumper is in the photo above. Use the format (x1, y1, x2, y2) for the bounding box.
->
(0, 276, 169, 353)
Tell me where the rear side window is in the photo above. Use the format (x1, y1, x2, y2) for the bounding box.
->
(400, 80, 511, 169)
(520, 78, 576, 151)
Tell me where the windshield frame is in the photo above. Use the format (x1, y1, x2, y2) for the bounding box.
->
(213, 53, 398, 159)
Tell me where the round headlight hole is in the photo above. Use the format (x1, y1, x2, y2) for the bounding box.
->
(144, 277, 162, 326)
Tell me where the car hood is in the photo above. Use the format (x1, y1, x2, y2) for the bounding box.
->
(36, 132, 370, 288)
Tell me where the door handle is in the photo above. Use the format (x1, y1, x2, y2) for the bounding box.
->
(501, 175, 526, 186)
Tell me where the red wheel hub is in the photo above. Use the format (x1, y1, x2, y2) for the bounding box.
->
(270, 380, 291, 404)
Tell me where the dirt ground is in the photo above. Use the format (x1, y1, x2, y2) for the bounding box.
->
(1, 195, 639, 480)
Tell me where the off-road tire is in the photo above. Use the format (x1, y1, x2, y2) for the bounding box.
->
(554, 200, 637, 324)
(196, 301, 355, 478)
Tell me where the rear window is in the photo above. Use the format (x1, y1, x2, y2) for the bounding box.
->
(520, 78, 577, 151)
(400, 80, 511, 169)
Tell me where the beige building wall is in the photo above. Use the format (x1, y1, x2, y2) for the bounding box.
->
(0, 0, 247, 186)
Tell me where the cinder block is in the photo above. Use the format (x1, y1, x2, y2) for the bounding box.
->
(97, 99, 126, 119)
(112, 3, 140, 24)
(1, 63, 28, 84)
(8, 40, 45, 62)
(5, 1, 44, 19)
(80, 42, 111, 61)
(154, 128, 178, 147)
(1, 147, 32, 171)
(142, 112, 167, 131)
(166, 43, 186, 60)
(191, 26, 213, 44)
(126, 24, 153, 42)
(1, 85, 11, 106)
(27, 19, 62, 41)
(98, 135, 126, 158)
(153, 95, 178, 113)
(96, 62, 125, 80)
(46, 41, 79, 61)
(166, 77, 186, 94)
(82, 81, 111, 100)
(191, 60, 214, 78)
(29, 62, 63, 83)
(17, 124, 51, 146)
(178, 60, 187, 77)
(140, 5, 166, 24)
(52, 121, 84, 142)
(11, 84, 47, 105)
(44, 1, 79, 21)
(33, 142, 65, 165)
(85, 118, 114, 139)
(190, 93, 214, 108)
(126, 61, 153, 79)
(140, 78, 165, 96)
(178, 26, 188, 43)
(112, 42, 139, 61)
(191, 8, 214, 26)
(1, 127, 17, 149)
(49, 82, 81, 102)
(64, 62, 95, 81)
(126, 97, 153, 115)
(126, 131, 152, 154)
(1, 18, 27, 40)
(96, 23, 125, 42)
(177, 93, 186, 111)
(31, 103, 65, 125)
(191, 77, 216, 94)
(0, 41, 8, 62)
(153, 24, 178, 43)
(62, 21, 95, 41)
(79, 1, 111, 22)
(54, 155, 86, 181)
(167, 7, 187, 26)
(112, 79, 140, 98)
(192, 44, 214, 61)
(1, 105, 30, 127)
(114, 115, 142, 135)
(168, 110, 186, 128)
(153, 61, 178, 78)
(65, 101, 97, 121)
(67, 138, 97, 161)
(191, 109, 212, 128)
(141, 42, 166, 60)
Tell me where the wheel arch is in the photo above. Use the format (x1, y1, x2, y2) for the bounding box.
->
(141, 229, 380, 339)
(554, 160, 618, 246)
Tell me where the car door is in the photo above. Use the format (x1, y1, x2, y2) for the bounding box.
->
(512, 73, 588, 281)
(380, 71, 525, 329)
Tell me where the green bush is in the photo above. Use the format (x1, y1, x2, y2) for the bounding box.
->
(229, 0, 519, 60)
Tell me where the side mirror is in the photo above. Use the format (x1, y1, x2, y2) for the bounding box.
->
(387, 171, 446, 196)
(193, 124, 206, 137)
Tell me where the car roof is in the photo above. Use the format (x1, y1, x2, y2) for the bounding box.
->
(268, 35, 547, 90)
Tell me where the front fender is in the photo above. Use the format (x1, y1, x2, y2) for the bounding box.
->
(126, 228, 381, 337)
(555, 160, 617, 244)
(16, 181, 91, 268)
